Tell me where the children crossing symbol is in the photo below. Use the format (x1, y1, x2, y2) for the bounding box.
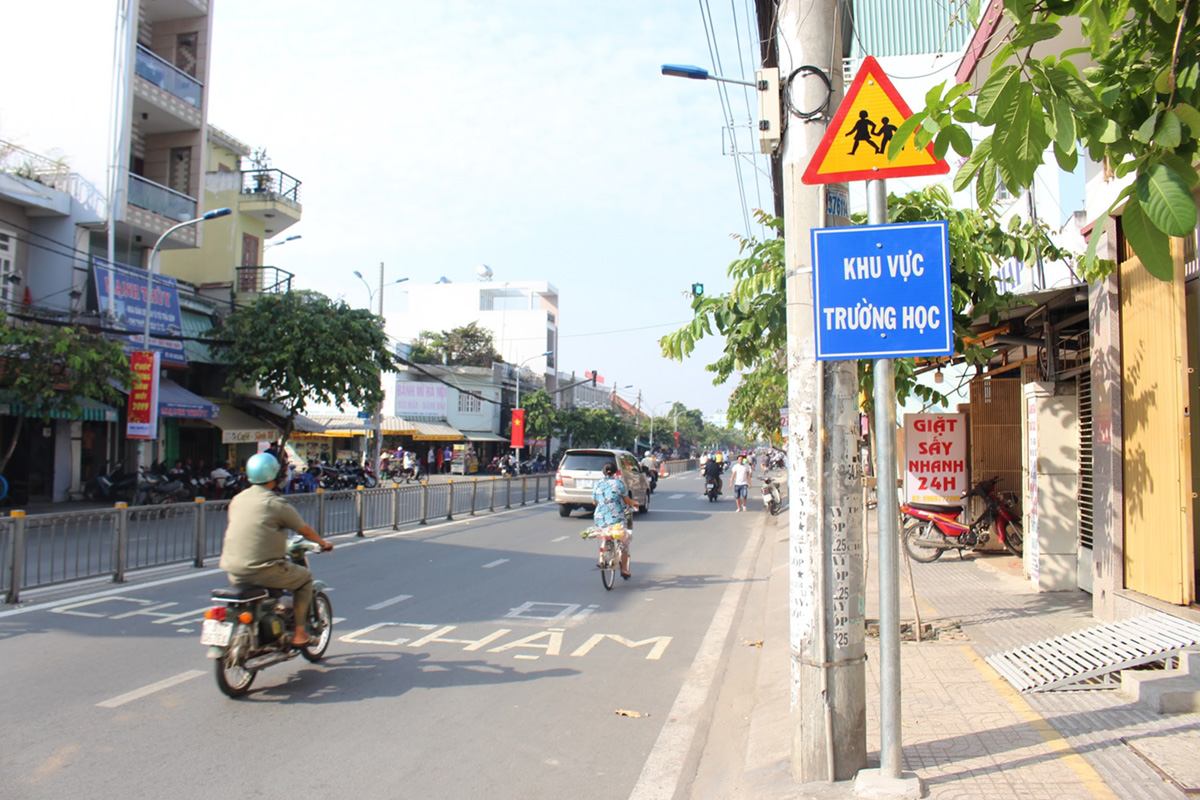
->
(802, 56, 949, 185)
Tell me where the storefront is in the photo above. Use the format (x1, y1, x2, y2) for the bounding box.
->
(208, 403, 280, 467)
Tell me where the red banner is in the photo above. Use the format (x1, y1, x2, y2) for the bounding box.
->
(126, 350, 161, 440)
(510, 409, 525, 448)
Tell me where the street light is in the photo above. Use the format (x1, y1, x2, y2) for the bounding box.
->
(264, 233, 301, 250)
(351, 263, 409, 478)
(144, 207, 231, 346)
(660, 63, 758, 87)
(649, 401, 675, 449)
(514, 350, 552, 466)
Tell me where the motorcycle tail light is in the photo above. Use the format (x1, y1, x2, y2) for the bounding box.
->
(238, 611, 253, 624)
(205, 606, 226, 622)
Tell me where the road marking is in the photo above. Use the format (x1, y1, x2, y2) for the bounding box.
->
(628, 508, 762, 800)
(550, 535, 569, 543)
(97, 670, 206, 708)
(481, 559, 509, 569)
(668, 493, 686, 500)
(332, 617, 346, 625)
(366, 594, 412, 611)
(504, 601, 579, 621)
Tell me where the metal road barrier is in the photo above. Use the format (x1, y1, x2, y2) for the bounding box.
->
(0, 475, 553, 604)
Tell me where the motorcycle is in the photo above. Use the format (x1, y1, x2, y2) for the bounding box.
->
(761, 477, 781, 515)
(84, 461, 138, 504)
(134, 465, 192, 505)
(704, 474, 721, 502)
(201, 539, 333, 697)
(901, 476, 1024, 563)
(643, 467, 658, 494)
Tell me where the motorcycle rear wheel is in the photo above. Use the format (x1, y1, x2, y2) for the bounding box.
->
(301, 592, 333, 662)
(1002, 519, 1024, 558)
(902, 520, 944, 563)
(215, 650, 256, 697)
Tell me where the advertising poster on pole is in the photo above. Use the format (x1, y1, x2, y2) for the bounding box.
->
(126, 350, 161, 440)
(93, 257, 187, 367)
(902, 413, 965, 505)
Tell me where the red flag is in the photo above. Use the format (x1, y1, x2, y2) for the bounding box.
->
(510, 409, 525, 448)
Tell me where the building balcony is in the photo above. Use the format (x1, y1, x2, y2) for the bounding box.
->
(132, 45, 203, 133)
(236, 266, 294, 295)
(122, 173, 198, 246)
(238, 169, 302, 235)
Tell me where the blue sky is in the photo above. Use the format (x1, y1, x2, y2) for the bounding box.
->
(1, 1, 777, 422)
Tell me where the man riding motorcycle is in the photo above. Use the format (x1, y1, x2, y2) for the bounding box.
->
(218, 453, 333, 647)
(640, 450, 659, 489)
(703, 455, 724, 496)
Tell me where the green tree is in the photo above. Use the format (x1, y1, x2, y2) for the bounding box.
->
(0, 322, 127, 474)
(209, 291, 396, 443)
(515, 388, 555, 449)
(556, 407, 637, 451)
(908, 0, 1198, 280)
(409, 322, 502, 367)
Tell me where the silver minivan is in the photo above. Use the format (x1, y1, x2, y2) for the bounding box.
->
(555, 448, 650, 518)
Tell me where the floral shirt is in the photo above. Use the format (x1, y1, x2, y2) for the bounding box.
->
(592, 477, 629, 528)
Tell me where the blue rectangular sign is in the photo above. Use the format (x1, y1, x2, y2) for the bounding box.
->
(93, 256, 187, 367)
(811, 221, 952, 360)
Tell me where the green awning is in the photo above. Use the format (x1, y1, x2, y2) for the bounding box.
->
(0, 394, 119, 422)
(182, 310, 220, 364)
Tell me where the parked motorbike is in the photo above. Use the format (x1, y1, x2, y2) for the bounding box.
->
(84, 461, 138, 504)
(761, 477, 781, 515)
(901, 476, 1024, 562)
(201, 539, 333, 697)
(134, 465, 192, 505)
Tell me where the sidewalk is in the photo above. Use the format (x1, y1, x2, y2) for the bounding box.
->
(731, 509, 1200, 799)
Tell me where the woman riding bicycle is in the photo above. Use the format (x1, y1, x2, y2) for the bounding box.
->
(593, 461, 638, 579)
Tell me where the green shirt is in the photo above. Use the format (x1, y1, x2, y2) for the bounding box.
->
(218, 485, 307, 575)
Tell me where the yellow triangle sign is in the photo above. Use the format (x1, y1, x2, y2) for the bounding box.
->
(802, 56, 949, 185)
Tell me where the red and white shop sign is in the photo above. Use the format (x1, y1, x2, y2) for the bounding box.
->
(902, 413, 966, 505)
(126, 350, 161, 440)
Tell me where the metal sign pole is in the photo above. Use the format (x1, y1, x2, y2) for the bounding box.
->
(867, 178, 902, 779)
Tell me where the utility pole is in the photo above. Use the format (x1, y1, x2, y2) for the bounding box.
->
(372, 261, 385, 479)
(773, 0, 867, 784)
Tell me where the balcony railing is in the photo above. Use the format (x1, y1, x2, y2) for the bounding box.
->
(236, 266, 294, 294)
(128, 173, 196, 222)
(241, 169, 302, 204)
(135, 45, 202, 108)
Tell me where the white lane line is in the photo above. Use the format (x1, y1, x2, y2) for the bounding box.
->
(668, 493, 686, 500)
(550, 535, 569, 543)
(97, 670, 206, 709)
(481, 559, 509, 569)
(366, 594, 412, 611)
(332, 617, 346, 625)
(627, 508, 763, 800)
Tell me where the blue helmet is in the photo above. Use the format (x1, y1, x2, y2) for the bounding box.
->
(246, 453, 281, 485)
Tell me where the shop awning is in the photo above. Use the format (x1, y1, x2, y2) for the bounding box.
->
(0, 394, 119, 422)
(380, 416, 418, 434)
(181, 310, 219, 364)
(210, 403, 279, 445)
(307, 415, 369, 436)
(407, 417, 463, 441)
(158, 379, 220, 419)
(462, 430, 508, 443)
(242, 398, 326, 434)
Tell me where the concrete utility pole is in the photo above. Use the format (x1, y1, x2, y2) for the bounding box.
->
(774, 0, 867, 783)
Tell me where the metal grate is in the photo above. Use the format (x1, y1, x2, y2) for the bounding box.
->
(986, 612, 1200, 693)
(1077, 339, 1093, 550)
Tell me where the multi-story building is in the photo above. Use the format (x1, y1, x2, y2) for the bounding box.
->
(389, 279, 559, 386)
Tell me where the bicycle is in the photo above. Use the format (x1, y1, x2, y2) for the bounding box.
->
(581, 524, 630, 590)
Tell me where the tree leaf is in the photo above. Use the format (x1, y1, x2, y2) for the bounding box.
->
(1173, 103, 1200, 139)
(947, 125, 973, 156)
(976, 160, 998, 209)
(1134, 109, 1160, 144)
(889, 113, 924, 160)
(953, 137, 992, 192)
(1053, 97, 1077, 154)
(1136, 163, 1198, 236)
(1009, 21, 1062, 48)
(1154, 110, 1182, 148)
(1121, 195, 1174, 281)
(976, 66, 1020, 125)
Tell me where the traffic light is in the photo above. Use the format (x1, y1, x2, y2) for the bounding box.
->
(692, 282, 704, 296)
(591, 371, 597, 386)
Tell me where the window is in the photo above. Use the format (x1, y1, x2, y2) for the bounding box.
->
(0, 229, 16, 305)
(458, 391, 481, 413)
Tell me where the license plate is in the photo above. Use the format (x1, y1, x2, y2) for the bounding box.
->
(578, 479, 594, 489)
(200, 619, 232, 647)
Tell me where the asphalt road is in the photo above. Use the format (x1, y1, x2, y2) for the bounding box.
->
(0, 473, 770, 800)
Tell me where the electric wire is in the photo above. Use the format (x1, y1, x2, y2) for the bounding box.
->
(728, 0, 767, 236)
(699, 0, 753, 238)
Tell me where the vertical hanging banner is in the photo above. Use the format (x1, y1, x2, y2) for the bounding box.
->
(902, 413, 966, 504)
(510, 409, 525, 448)
(127, 350, 162, 440)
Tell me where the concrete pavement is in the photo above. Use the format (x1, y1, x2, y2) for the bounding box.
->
(723, 507, 1200, 799)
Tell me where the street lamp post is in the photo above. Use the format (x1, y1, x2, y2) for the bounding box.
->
(514, 350, 552, 467)
(353, 263, 408, 478)
(138, 207, 231, 467)
(263, 233, 301, 251)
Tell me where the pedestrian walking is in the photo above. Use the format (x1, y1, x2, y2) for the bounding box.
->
(731, 455, 752, 512)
